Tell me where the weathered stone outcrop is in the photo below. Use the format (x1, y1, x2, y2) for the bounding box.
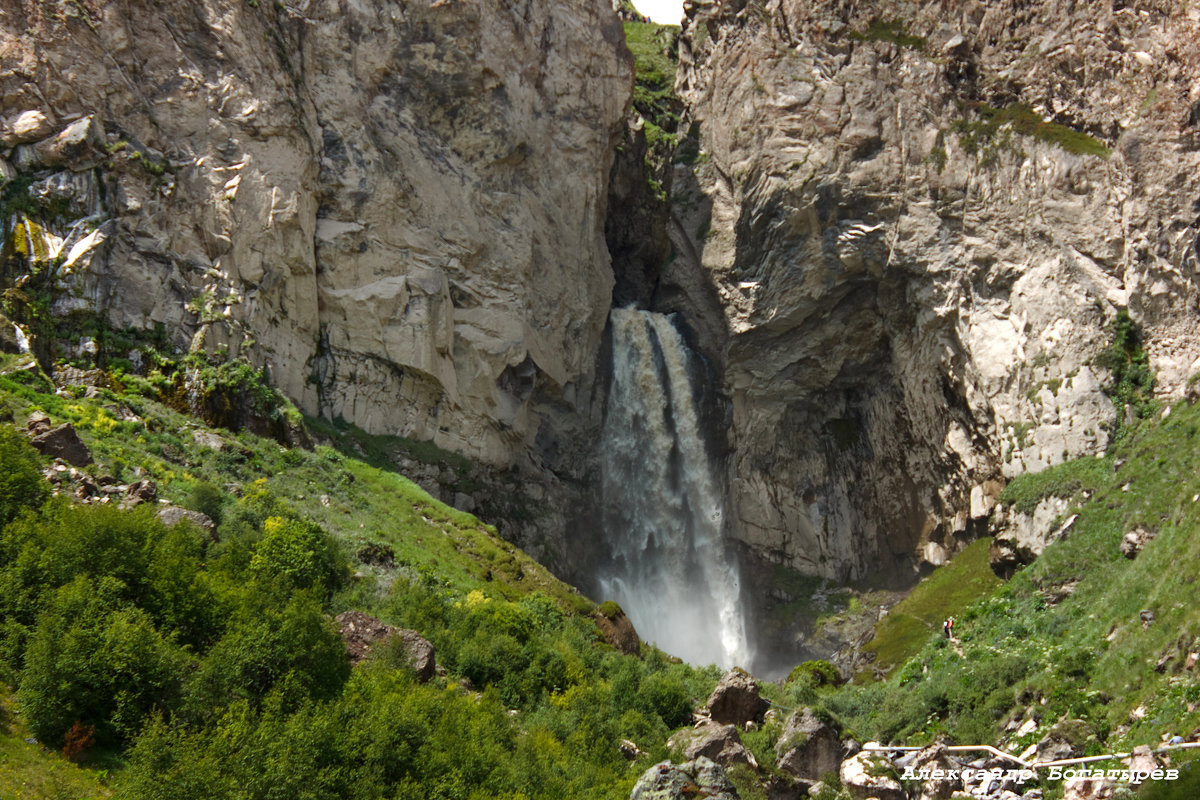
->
(30, 422, 92, 466)
(663, 1, 1200, 592)
(158, 506, 218, 539)
(334, 610, 436, 680)
(989, 499, 1077, 578)
(595, 603, 642, 656)
(630, 757, 741, 800)
(0, 0, 631, 475)
(706, 668, 769, 725)
(774, 707, 841, 781)
(668, 722, 757, 770)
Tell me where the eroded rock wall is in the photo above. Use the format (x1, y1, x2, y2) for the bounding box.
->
(665, 0, 1200, 582)
(1, 0, 631, 477)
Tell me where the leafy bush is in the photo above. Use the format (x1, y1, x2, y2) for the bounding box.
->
(17, 575, 186, 746)
(1093, 308, 1156, 437)
(787, 660, 843, 688)
(0, 425, 47, 528)
(250, 515, 348, 593)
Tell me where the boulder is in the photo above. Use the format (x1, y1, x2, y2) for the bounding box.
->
(707, 668, 769, 726)
(630, 757, 741, 800)
(905, 742, 963, 800)
(620, 739, 646, 760)
(840, 750, 904, 800)
(30, 423, 92, 467)
(30, 115, 105, 170)
(1032, 733, 1074, 763)
(334, 610, 436, 681)
(774, 708, 841, 781)
(669, 722, 757, 769)
(1126, 745, 1157, 786)
(595, 603, 641, 657)
(2, 109, 53, 145)
(1062, 776, 1114, 800)
(122, 478, 158, 507)
(762, 773, 811, 799)
(158, 506, 217, 539)
(26, 411, 51, 436)
(1120, 527, 1156, 559)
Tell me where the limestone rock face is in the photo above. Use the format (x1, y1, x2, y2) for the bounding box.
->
(988, 499, 1077, 578)
(668, 1, 1200, 584)
(0, 0, 631, 476)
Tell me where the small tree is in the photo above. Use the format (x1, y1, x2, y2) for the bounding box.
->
(0, 425, 47, 529)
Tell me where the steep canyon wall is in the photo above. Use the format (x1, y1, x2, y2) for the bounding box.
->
(1, 0, 630, 468)
(6, 0, 1200, 665)
(660, 0, 1200, 590)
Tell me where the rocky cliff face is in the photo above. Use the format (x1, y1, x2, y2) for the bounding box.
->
(661, 0, 1200, 588)
(1, 0, 630, 473)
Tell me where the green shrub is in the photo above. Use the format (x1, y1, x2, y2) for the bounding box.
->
(183, 480, 226, 526)
(787, 660, 843, 688)
(250, 515, 347, 594)
(637, 671, 692, 729)
(17, 575, 185, 746)
(0, 425, 47, 527)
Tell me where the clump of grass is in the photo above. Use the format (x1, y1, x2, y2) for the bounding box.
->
(953, 102, 1111, 159)
(847, 18, 927, 51)
(1000, 455, 1112, 515)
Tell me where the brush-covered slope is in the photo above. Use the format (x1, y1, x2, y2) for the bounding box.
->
(819, 389, 1200, 764)
(0, 352, 729, 800)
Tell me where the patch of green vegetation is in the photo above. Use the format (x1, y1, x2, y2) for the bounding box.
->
(847, 18, 927, 51)
(1000, 455, 1112, 515)
(624, 21, 681, 144)
(787, 660, 843, 688)
(0, 691, 112, 799)
(1092, 308, 1157, 441)
(0, 353, 736, 798)
(598, 601, 624, 619)
(856, 539, 1001, 676)
(828, 394, 1200, 752)
(953, 102, 1111, 160)
(1010, 420, 1034, 449)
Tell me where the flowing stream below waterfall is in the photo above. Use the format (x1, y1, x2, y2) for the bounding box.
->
(597, 308, 750, 668)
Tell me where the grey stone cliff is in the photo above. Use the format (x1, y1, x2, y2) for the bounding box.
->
(662, 0, 1200, 583)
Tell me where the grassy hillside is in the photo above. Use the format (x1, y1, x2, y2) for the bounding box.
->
(821, 394, 1200, 767)
(0, 352, 726, 799)
(855, 537, 1002, 678)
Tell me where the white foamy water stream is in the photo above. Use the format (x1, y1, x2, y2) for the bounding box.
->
(597, 308, 750, 668)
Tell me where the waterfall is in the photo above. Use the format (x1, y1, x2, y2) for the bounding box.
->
(598, 307, 750, 668)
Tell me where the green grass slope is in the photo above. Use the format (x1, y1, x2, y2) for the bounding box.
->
(823, 395, 1200, 761)
(0, 352, 727, 799)
(856, 538, 1001, 678)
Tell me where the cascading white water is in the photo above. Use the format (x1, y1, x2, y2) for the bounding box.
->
(598, 307, 750, 668)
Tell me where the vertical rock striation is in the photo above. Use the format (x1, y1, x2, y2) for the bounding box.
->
(663, 0, 1200, 587)
(0, 0, 632, 471)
